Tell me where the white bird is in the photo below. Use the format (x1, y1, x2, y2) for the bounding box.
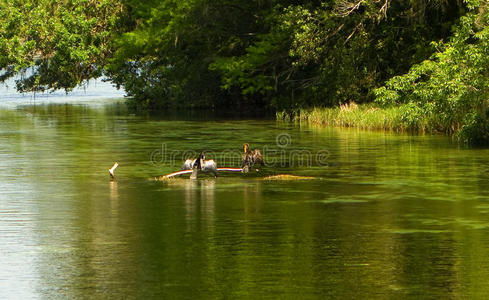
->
(182, 153, 218, 179)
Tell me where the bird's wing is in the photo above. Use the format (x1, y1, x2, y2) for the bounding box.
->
(202, 160, 217, 172)
(253, 149, 264, 165)
(241, 154, 247, 167)
(181, 159, 194, 170)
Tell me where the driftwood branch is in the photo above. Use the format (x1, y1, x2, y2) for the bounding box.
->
(335, 0, 364, 17)
(154, 168, 243, 181)
(344, 22, 363, 44)
(379, 0, 389, 19)
(109, 162, 118, 179)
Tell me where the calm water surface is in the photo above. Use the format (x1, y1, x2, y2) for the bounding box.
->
(1, 102, 489, 298)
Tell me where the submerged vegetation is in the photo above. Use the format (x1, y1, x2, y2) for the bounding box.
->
(1, 0, 489, 143)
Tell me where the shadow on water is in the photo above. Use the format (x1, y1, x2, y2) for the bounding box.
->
(2, 102, 489, 297)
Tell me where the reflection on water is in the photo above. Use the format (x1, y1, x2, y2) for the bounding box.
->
(1, 103, 489, 297)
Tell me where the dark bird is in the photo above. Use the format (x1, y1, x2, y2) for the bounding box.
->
(241, 143, 264, 173)
(182, 153, 218, 179)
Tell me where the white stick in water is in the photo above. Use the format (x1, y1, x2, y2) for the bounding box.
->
(109, 162, 119, 178)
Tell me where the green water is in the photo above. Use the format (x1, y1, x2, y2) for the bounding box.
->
(2, 103, 489, 298)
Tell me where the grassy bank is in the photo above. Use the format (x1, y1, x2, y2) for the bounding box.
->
(277, 103, 489, 145)
(277, 103, 436, 132)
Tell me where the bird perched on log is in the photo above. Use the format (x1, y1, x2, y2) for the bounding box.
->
(241, 143, 264, 173)
(182, 153, 218, 179)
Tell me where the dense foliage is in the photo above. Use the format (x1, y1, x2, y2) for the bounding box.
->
(375, 0, 489, 143)
(0, 0, 125, 92)
(107, 0, 278, 108)
(3, 0, 489, 142)
(107, 0, 464, 109)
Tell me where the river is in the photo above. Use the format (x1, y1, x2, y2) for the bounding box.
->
(1, 94, 489, 297)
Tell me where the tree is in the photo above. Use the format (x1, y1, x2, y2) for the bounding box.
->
(0, 0, 125, 92)
(212, 0, 463, 110)
(0, 0, 472, 114)
(375, 0, 489, 143)
(107, 0, 279, 109)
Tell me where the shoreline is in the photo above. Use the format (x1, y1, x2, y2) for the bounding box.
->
(277, 103, 457, 137)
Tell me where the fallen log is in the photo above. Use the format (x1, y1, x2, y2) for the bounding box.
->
(216, 168, 243, 172)
(153, 167, 243, 181)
